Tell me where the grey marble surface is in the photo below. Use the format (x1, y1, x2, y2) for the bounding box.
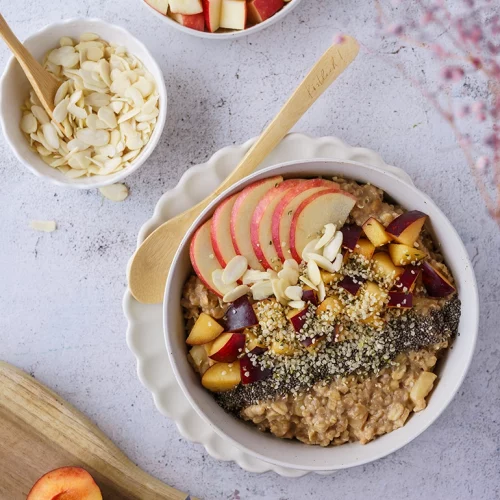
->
(1, 0, 499, 499)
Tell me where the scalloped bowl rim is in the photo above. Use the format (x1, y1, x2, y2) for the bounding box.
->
(139, 0, 303, 40)
(164, 158, 479, 471)
(0, 17, 167, 189)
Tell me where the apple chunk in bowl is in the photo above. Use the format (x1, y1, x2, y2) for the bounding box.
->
(164, 159, 478, 471)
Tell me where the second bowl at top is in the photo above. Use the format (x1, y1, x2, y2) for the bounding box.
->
(0, 18, 167, 189)
(141, 0, 303, 39)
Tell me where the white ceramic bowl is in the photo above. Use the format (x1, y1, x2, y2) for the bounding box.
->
(164, 158, 479, 471)
(0, 18, 167, 189)
(140, 0, 302, 40)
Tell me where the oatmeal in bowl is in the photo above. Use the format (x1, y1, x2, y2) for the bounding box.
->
(165, 159, 477, 470)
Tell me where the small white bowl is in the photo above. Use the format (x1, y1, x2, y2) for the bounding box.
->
(164, 158, 479, 471)
(0, 18, 167, 189)
(140, 0, 303, 40)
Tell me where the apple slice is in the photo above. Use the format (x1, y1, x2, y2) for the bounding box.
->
(362, 217, 392, 247)
(386, 210, 428, 246)
(211, 193, 239, 267)
(338, 275, 365, 295)
(387, 292, 413, 309)
(251, 179, 302, 271)
(186, 312, 224, 345)
(170, 12, 205, 30)
(209, 332, 246, 362)
(290, 189, 356, 262)
(240, 355, 272, 384)
(288, 306, 310, 332)
(352, 239, 375, 261)
(231, 176, 283, 270)
(202, 361, 241, 392)
(145, 0, 169, 15)
(190, 218, 223, 296)
(247, 0, 284, 24)
(169, 0, 203, 14)
(389, 244, 426, 266)
(341, 224, 363, 251)
(220, 0, 247, 30)
(421, 261, 456, 297)
(272, 179, 338, 262)
(221, 296, 258, 331)
(203, 0, 222, 32)
(392, 265, 420, 292)
(27, 467, 102, 500)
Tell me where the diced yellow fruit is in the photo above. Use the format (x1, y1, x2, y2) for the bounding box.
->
(271, 341, 296, 356)
(201, 361, 241, 392)
(189, 344, 213, 375)
(186, 313, 224, 345)
(362, 217, 393, 247)
(305, 336, 324, 353)
(372, 252, 403, 282)
(245, 330, 266, 351)
(362, 281, 388, 313)
(319, 271, 342, 284)
(389, 244, 426, 266)
(316, 296, 342, 316)
(353, 239, 375, 260)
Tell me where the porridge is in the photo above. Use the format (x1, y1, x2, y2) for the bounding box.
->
(181, 176, 460, 446)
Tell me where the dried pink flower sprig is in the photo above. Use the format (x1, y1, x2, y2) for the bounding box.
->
(377, 0, 500, 224)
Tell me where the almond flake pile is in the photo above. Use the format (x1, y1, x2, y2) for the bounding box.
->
(20, 33, 160, 179)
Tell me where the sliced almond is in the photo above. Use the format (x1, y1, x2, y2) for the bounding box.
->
(242, 269, 270, 285)
(332, 253, 343, 272)
(251, 280, 274, 300)
(307, 253, 336, 273)
(99, 183, 129, 202)
(299, 276, 318, 291)
(285, 285, 303, 301)
(318, 281, 326, 302)
(30, 220, 57, 232)
(212, 269, 236, 295)
(278, 267, 299, 286)
(223, 285, 249, 303)
(301, 238, 321, 262)
(21, 113, 37, 134)
(315, 223, 337, 250)
(288, 300, 306, 310)
(323, 231, 343, 261)
(222, 255, 248, 284)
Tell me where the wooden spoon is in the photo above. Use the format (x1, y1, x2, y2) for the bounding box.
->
(0, 14, 65, 135)
(129, 35, 360, 304)
(0, 361, 194, 499)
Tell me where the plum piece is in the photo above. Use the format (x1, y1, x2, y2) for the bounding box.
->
(209, 332, 246, 363)
(421, 261, 456, 297)
(387, 291, 413, 309)
(362, 217, 392, 247)
(392, 265, 421, 293)
(341, 224, 363, 251)
(240, 355, 272, 384)
(222, 296, 258, 331)
(386, 210, 427, 246)
(338, 275, 366, 296)
(288, 306, 310, 332)
(302, 288, 318, 305)
(202, 361, 241, 392)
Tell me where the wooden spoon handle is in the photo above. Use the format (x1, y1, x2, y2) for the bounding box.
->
(0, 14, 58, 112)
(207, 35, 359, 204)
(0, 362, 194, 500)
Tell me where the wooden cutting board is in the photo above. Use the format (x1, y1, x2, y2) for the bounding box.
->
(0, 361, 195, 500)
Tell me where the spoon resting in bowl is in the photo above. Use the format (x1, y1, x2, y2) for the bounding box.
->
(0, 14, 66, 136)
(129, 35, 360, 304)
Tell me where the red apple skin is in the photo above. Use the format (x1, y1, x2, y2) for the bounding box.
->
(190, 219, 223, 297)
(202, 0, 222, 32)
(341, 224, 363, 251)
(289, 306, 310, 332)
(387, 292, 413, 308)
(144, 0, 169, 15)
(289, 188, 355, 262)
(230, 176, 283, 271)
(250, 179, 301, 269)
(211, 192, 239, 267)
(210, 333, 246, 362)
(247, 0, 284, 23)
(240, 355, 272, 384)
(338, 275, 365, 295)
(222, 296, 259, 331)
(171, 12, 205, 31)
(386, 210, 427, 245)
(302, 289, 318, 305)
(392, 265, 421, 292)
(271, 179, 338, 261)
(421, 261, 456, 297)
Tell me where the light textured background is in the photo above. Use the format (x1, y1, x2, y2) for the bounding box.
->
(1, 1, 499, 499)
